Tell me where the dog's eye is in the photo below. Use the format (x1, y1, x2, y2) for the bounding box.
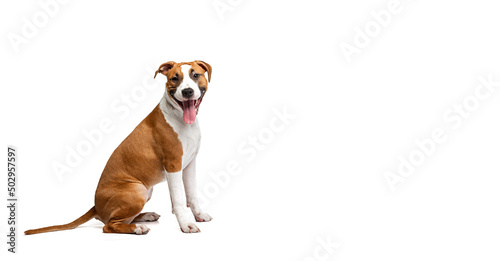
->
(193, 73, 200, 79)
(171, 76, 179, 82)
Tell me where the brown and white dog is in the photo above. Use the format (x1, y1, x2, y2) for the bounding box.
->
(25, 60, 213, 235)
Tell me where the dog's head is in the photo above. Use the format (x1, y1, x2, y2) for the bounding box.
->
(155, 60, 212, 124)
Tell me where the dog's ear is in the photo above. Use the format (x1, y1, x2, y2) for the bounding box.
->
(194, 60, 212, 82)
(154, 61, 176, 79)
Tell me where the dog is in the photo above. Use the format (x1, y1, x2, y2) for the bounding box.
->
(25, 60, 213, 235)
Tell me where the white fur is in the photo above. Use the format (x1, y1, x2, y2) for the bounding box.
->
(183, 158, 212, 222)
(165, 170, 200, 233)
(159, 95, 201, 168)
(134, 224, 150, 235)
(134, 212, 160, 222)
(173, 64, 202, 102)
(159, 93, 211, 232)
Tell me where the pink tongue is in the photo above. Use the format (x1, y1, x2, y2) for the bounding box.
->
(182, 100, 196, 124)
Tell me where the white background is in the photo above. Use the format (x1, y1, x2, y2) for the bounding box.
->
(1, 0, 500, 260)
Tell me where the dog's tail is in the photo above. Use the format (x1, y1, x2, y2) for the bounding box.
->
(25, 207, 96, 235)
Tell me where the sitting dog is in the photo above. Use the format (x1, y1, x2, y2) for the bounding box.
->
(25, 60, 213, 235)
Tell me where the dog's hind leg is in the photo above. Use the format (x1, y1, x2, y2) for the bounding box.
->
(103, 220, 150, 235)
(132, 212, 161, 222)
(100, 183, 150, 235)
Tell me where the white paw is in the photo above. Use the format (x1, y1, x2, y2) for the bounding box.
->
(195, 212, 212, 222)
(134, 224, 150, 235)
(180, 223, 200, 233)
(141, 212, 161, 222)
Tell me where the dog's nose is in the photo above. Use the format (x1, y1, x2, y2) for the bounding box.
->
(182, 88, 194, 98)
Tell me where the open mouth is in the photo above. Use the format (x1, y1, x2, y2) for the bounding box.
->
(172, 96, 203, 124)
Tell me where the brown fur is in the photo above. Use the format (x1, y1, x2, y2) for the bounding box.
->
(155, 60, 212, 101)
(24, 207, 96, 235)
(25, 60, 212, 235)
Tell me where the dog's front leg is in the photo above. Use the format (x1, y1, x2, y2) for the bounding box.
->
(166, 171, 200, 233)
(183, 158, 212, 222)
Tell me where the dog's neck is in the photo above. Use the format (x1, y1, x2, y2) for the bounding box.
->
(159, 93, 199, 128)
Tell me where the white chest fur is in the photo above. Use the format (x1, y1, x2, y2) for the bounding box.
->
(159, 96, 201, 171)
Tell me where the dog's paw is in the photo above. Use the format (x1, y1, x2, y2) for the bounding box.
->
(133, 212, 161, 222)
(141, 212, 161, 222)
(134, 224, 150, 235)
(180, 223, 200, 233)
(195, 212, 212, 222)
